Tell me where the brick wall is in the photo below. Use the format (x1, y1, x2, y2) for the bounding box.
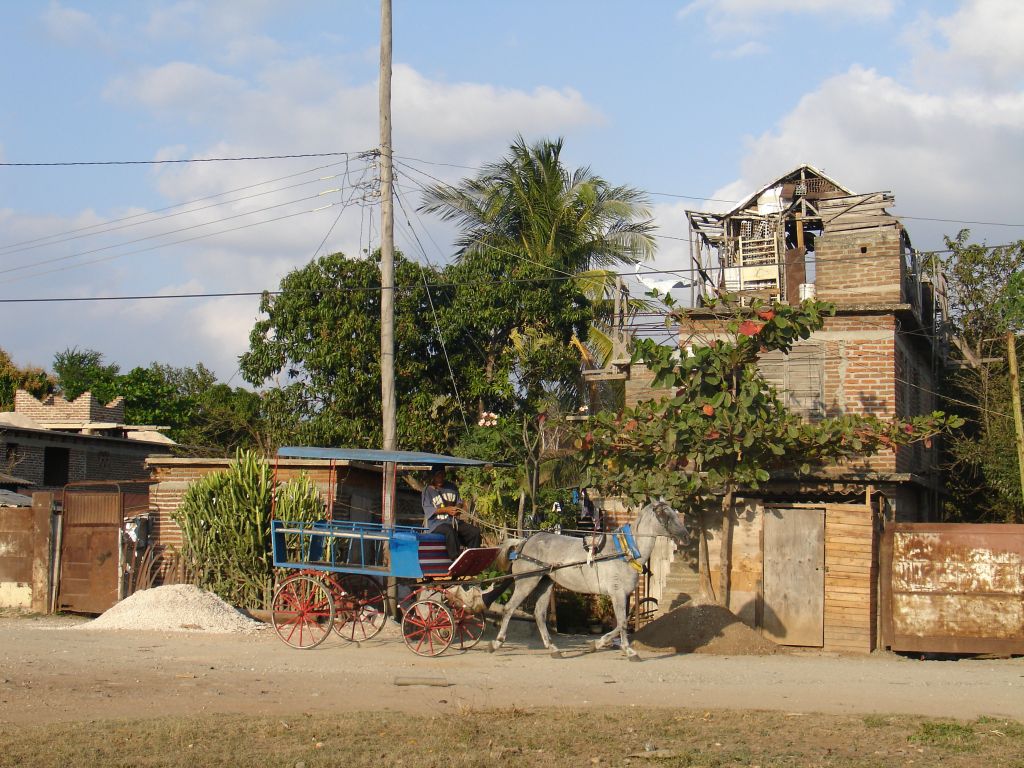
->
(625, 311, 940, 477)
(814, 227, 905, 305)
(14, 389, 125, 424)
(1, 428, 165, 493)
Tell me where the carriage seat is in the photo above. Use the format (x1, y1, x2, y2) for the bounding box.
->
(417, 533, 499, 578)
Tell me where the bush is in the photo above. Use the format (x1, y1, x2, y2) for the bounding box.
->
(172, 450, 323, 609)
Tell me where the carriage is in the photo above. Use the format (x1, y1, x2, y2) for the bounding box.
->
(269, 447, 504, 656)
(269, 446, 690, 659)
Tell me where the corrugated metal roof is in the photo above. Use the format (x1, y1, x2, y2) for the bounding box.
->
(276, 447, 506, 467)
(0, 489, 32, 507)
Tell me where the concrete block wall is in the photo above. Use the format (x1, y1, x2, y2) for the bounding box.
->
(814, 228, 905, 305)
(14, 389, 125, 424)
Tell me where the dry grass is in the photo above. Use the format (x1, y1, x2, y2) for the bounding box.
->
(1, 708, 1022, 768)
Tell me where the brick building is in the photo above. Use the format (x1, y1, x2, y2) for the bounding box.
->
(622, 165, 950, 653)
(0, 390, 174, 493)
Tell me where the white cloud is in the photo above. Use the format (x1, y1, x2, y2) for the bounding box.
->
(718, 41, 770, 59)
(709, 64, 1024, 249)
(679, 0, 893, 38)
(910, 0, 1024, 92)
(40, 2, 110, 48)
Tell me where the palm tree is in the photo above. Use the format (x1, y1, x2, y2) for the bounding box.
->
(419, 137, 656, 524)
(419, 136, 656, 395)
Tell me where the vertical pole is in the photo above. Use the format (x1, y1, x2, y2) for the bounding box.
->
(379, 0, 397, 542)
(1006, 332, 1024, 507)
(379, 0, 397, 454)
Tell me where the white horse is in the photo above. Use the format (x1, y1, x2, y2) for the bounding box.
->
(489, 500, 689, 660)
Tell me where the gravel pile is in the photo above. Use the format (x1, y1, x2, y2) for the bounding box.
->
(76, 584, 266, 634)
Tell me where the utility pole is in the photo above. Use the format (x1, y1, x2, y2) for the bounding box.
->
(379, 0, 396, 458)
(1007, 332, 1024, 506)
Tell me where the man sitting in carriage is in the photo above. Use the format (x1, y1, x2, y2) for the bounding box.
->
(420, 464, 482, 561)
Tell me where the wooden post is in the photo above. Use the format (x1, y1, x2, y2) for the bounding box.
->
(1007, 332, 1024, 506)
(379, 0, 397, 456)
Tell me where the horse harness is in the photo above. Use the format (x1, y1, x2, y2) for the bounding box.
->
(510, 523, 644, 575)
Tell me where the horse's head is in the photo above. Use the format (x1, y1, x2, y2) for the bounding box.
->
(650, 499, 690, 546)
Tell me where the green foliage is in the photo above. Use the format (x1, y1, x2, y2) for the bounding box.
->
(939, 231, 1024, 522)
(580, 292, 962, 519)
(0, 348, 54, 411)
(239, 250, 462, 453)
(172, 451, 324, 609)
(53, 346, 120, 402)
(909, 721, 976, 751)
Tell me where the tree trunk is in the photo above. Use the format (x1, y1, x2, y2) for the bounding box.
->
(516, 490, 526, 536)
(697, 509, 716, 602)
(717, 487, 735, 609)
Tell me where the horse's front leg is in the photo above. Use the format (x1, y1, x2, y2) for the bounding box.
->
(489, 574, 539, 653)
(531, 578, 561, 658)
(593, 591, 639, 660)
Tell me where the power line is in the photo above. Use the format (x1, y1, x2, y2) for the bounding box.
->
(0, 157, 366, 252)
(0, 150, 374, 167)
(0, 161, 371, 257)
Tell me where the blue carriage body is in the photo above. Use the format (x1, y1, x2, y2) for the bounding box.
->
(271, 519, 454, 579)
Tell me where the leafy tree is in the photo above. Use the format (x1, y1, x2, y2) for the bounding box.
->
(421, 136, 655, 415)
(240, 250, 463, 453)
(580, 293, 961, 605)
(0, 348, 54, 411)
(52, 347, 120, 403)
(421, 136, 655, 521)
(939, 231, 1024, 522)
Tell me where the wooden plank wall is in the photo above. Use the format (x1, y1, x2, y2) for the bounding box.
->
(822, 502, 877, 654)
(705, 499, 877, 654)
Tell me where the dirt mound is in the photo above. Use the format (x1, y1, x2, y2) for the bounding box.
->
(633, 600, 781, 655)
(75, 584, 265, 634)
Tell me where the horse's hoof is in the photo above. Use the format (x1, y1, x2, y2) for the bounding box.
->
(627, 652, 642, 662)
(586, 640, 601, 653)
(549, 649, 562, 659)
(488, 641, 500, 653)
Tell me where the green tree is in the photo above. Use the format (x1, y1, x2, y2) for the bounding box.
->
(421, 135, 655, 414)
(0, 348, 54, 411)
(939, 230, 1024, 522)
(240, 250, 463, 452)
(581, 294, 961, 605)
(52, 347, 120, 402)
(420, 136, 655, 521)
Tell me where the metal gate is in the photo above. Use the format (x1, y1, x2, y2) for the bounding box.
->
(56, 482, 150, 614)
(763, 507, 825, 646)
(880, 523, 1024, 655)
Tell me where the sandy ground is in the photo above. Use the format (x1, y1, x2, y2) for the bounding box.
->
(1, 614, 1022, 727)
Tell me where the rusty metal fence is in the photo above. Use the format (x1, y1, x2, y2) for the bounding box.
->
(880, 523, 1024, 655)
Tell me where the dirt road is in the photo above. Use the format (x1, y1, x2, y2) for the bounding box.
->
(1, 614, 1021, 727)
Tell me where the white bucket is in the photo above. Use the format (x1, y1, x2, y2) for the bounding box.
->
(799, 283, 816, 301)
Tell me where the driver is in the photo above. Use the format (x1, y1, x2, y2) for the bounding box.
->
(420, 465, 481, 561)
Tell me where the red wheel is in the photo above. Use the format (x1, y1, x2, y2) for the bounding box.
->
(329, 574, 387, 642)
(401, 599, 454, 657)
(452, 608, 486, 649)
(271, 574, 335, 650)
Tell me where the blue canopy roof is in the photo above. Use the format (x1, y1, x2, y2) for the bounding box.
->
(276, 447, 505, 467)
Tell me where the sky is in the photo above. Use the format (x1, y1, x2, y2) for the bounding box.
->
(1, 0, 1022, 382)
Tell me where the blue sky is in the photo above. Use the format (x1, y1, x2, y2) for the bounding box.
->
(1, 0, 1021, 380)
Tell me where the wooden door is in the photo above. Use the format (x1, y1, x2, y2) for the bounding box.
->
(763, 507, 825, 646)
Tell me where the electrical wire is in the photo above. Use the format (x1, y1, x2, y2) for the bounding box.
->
(0, 157, 370, 253)
(0, 150, 374, 167)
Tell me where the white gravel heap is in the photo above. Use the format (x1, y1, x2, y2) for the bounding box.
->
(76, 584, 266, 634)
